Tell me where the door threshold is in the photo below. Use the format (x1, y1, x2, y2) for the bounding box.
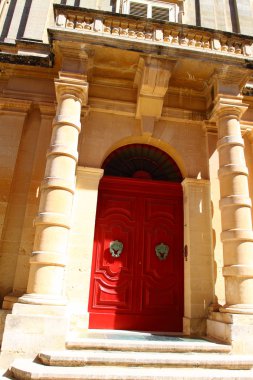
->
(84, 329, 190, 341)
(88, 329, 185, 336)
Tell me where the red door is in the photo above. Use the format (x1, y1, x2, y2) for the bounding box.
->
(88, 176, 184, 332)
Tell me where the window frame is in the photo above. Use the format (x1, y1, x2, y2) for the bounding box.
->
(119, 0, 179, 23)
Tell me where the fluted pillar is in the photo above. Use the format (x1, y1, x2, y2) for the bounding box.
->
(19, 74, 88, 306)
(214, 95, 253, 314)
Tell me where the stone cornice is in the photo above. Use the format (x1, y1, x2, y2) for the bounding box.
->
(0, 97, 31, 114)
(0, 40, 52, 68)
(89, 97, 136, 116)
(38, 102, 56, 117)
(51, 4, 253, 63)
(2, 89, 55, 103)
(203, 121, 253, 134)
(161, 106, 205, 123)
(203, 121, 217, 134)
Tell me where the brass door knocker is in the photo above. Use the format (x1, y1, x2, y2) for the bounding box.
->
(155, 243, 169, 260)
(109, 240, 124, 258)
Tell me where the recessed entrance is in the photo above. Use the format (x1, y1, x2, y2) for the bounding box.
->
(102, 143, 183, 182)
(88, 144, 184, 332)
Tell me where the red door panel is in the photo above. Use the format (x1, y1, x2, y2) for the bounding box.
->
(90, 214, 136, 312)
(89, 176, 183, 332)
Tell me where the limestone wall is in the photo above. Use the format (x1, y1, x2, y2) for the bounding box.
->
(78, 112, 208, 178)
(0, 72, 54, 305)
(0, 102, 30, 302)
(0, 104, 53, 304)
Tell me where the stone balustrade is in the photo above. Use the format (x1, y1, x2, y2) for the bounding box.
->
(53, 5, 253, 57)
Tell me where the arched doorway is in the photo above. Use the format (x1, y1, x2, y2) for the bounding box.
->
(88, 144, 184, 332)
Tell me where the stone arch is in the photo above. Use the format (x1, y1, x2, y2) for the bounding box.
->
(102, 143, 183, 182)
(100, 135, 187, 179)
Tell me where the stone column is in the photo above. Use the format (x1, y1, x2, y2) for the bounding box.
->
(214, 95, 253, 314)
(19, 73, 88, 306)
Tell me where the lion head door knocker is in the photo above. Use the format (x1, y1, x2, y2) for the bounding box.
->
(155, 243, 169, 261)
(109, 240, 124, 258)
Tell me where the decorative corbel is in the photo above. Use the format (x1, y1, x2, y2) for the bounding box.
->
(134, 56, 175, 135)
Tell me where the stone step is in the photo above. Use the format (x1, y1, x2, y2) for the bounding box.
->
(66, 337, 231, 353)
(38, 350, 253, 370)
(10, 360, 253, 380)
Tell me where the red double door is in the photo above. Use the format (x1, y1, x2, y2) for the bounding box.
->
(88, 177, 184, 332)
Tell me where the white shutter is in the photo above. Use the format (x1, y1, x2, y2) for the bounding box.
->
(129, 1, 148, 17)
(151, 6, 169, 21)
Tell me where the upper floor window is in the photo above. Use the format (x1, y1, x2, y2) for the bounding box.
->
(120, 0, 180, 22)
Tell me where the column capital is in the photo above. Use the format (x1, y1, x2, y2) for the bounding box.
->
(76, 167, 104, 190)
(182, 177, 210, 188)
(54, 74, 88, 105)
(210, 95, 248, 121)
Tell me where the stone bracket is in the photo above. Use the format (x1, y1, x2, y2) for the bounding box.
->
(135, 57, 174, 120)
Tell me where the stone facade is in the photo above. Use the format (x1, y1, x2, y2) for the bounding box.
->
(0, 0, 253, 364)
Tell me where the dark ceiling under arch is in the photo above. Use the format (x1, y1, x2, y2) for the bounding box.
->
(102, 144, 183, 182)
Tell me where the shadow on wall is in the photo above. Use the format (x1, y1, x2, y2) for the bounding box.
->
(210, 200, 222, 311)
(243, 134, 253, 229)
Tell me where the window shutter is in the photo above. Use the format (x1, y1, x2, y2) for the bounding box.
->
(129, 2, 148, 17)
(151, 6, 169, 21)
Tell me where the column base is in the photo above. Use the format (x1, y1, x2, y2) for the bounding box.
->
(1, 302, 69, 357)
(219, 304, 253, 314)
(207, 311, 253, 354)
(18, 293, 67, 306)
(2, 292, 22, 310)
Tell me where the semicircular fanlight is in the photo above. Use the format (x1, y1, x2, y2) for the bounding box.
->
(102, 144, 183, 182)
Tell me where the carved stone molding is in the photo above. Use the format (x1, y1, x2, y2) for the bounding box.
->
(135, 56, 173, 120)
(53, 5, 253, 58)
(0, 97, 31, 114)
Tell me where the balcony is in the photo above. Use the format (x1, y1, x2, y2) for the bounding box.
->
(52, 4, 253, 60)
